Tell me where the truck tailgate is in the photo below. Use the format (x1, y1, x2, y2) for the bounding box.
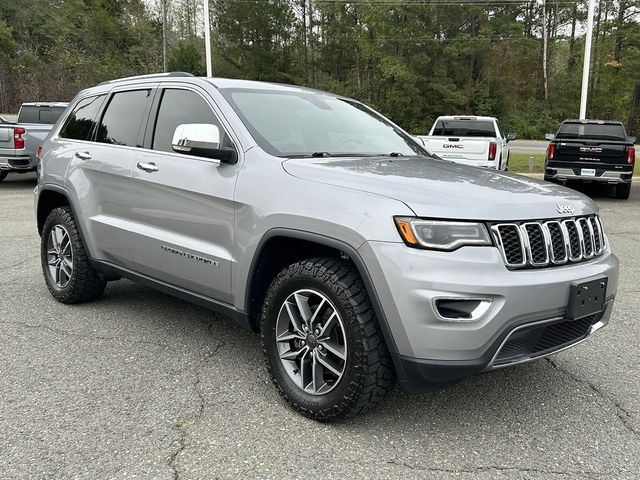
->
(554, 140, 628, 165)
(423, 136, 489, 161)
(0, 126, 12, 145)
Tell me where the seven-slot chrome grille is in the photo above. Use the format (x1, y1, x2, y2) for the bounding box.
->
(491, 215, 605, 269)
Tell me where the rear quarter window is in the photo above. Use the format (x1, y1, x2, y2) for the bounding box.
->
(432, 120, 496, 137)
(59, 95, 105, 141)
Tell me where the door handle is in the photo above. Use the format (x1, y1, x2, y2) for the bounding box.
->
(75, 151, 92, 161)
(137, 161, 159, 172)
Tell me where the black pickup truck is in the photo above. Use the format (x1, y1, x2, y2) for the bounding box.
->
(544, 120, 636, 199)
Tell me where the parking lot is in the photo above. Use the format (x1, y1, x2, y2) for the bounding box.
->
(1, 172, 638, 479)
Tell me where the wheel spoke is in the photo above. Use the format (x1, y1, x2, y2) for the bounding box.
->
(276, 331, 305, 343)
(318, 312, 338, 337)
(47, 247, 58, 256)
(284, 301, 305, 335)
(320, 339, 346, 360)
(316, 353, 342, 377)
(55, 263, 62, 284)
(60, 261, 72, 279)
(308, 298, 327, 327)
(311, 351, 325, 393)
(294, 292, 312, 323)
(299, 348, 312, 390)
(280, 345, 308, 361)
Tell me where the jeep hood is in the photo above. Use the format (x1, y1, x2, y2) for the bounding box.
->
(282, 156, 597, 221)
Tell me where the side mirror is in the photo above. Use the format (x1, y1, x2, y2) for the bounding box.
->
(629, 136, 636, 144)
(544, 133, 555, 141)
(172, 123, 237, 163)
(506, 133, 517, 142)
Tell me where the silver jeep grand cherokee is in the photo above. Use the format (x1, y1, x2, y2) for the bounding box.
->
(35, 73, 619, 420)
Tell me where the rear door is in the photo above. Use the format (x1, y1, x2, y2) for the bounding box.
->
(125, 85, 240, 303)
(63, 87, 154, 266)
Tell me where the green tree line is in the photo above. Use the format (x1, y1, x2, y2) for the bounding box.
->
(1, 0, 639, 138)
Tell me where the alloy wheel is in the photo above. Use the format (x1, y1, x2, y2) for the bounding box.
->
(46, 225, 73, 288)
(275, 289, 347, 395)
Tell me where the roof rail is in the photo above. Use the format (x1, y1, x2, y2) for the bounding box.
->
(98, 72, 195, 86)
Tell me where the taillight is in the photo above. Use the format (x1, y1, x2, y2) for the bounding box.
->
(14, 127, 25, 150)
(546, 143, 555, 161)
(36, 145, 43, 163)
(488, 142, 497, 161)
(628, 146, 636, 164)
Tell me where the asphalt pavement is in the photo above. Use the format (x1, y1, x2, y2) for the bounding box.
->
(1, 172, 639, 479)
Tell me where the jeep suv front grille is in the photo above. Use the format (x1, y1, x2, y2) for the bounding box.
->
(491, 215, 605, 269)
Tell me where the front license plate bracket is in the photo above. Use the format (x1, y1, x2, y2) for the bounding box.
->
(566, 277, 607, 320)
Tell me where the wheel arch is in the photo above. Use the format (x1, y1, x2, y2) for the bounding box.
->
(244, 228, 399, 357)
(37, 185, 74, 235)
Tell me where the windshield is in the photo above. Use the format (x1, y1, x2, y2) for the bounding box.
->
(220, 88, 429, 158)
(556, 122, 626, 141)
(431, 119, 496, 137)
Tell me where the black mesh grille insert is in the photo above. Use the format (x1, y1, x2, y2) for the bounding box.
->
(565, 221, 581, 258)
(494, 315, 599, 366)
(535, 316, 595, 352)
(498, 225, 523, 265)
(524, 224, 547, 263)
(547, 222, 566, 261)
(589, 217, 602, 252)
(579, 219, 593, 256)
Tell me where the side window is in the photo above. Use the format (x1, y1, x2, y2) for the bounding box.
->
(59, 96, 105, 141)
(97, 89, 151, 147)
(152, 89, 227, 153)
(495, 120, 504, 139)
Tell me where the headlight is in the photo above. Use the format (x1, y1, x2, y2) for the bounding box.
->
(394, 217, 492, 251)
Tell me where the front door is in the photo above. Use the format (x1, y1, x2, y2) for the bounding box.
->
(125, 86, 239, 304)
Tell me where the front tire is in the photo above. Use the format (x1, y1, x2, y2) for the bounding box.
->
(0, 171, 7, 182)
(261, 258, 395, 420)
(41, 206, 106, 303)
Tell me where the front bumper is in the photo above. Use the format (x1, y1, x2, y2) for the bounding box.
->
(358, 241, 619, 391)
(0, 156, 35, 171)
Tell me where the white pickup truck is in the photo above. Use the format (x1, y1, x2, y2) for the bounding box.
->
(418, 116, 516, 170)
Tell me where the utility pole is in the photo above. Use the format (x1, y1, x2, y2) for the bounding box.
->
(204, 0, 213, 77)
(542, 0, 548, 100)
(579, 0, 596, 119)
(162, 0, 168, 72)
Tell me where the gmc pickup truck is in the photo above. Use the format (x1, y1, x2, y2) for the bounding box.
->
(544, 120, 637, 199)
(419, 116, 516, 170)
(0, 102, 68, 182)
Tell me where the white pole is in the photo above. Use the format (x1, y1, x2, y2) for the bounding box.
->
(203, 0, 213, 77)
(579, 0, 596, 119)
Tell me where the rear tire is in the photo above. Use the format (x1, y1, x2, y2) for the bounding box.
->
(0, 171, 7, 182)
(261, 257, 395, 420)
(615, 182, 631, 199)
(41, 206, 107, 303)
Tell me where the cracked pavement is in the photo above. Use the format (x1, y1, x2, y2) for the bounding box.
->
(1, 173, 639, 479)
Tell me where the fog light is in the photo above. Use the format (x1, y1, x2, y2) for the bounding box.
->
(434, 298, 492, 321)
